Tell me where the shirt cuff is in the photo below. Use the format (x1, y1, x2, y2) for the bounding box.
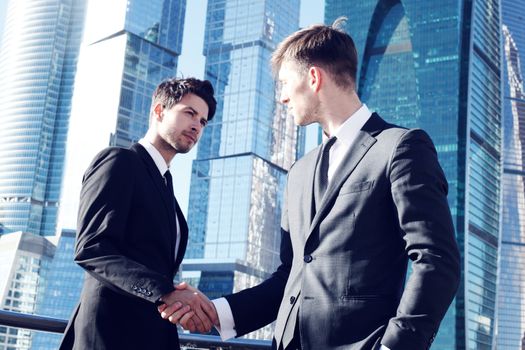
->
(380, 345, 391, 350)
(212, 297, 237, 341)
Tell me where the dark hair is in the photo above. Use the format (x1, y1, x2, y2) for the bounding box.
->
(151, 77, 217, 120)
(271, 17, 357, 89)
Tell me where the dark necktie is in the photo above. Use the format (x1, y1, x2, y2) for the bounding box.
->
(314, 136, 337, 212)
(164, 170, 174, 195)
(164, 170, 180, 261)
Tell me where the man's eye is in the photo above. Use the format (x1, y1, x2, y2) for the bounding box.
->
(200, 120, 208, 127)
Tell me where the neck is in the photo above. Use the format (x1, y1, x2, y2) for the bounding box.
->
(144, 130, 176, 166)
(319, 89, 362, 137)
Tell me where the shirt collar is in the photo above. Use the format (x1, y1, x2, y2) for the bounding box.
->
(331, 104, 372, 146)
(138, 138, 169, 176)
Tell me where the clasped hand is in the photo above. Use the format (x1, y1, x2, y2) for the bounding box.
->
(157, 282, 219, 333)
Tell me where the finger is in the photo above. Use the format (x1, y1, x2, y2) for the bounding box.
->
(200, 300, 218, 325)
(193, 305, 212, 332)
(189, 292, 216, 327)
(157, 303, 167, 313)
(180, 314, 197, 332)
(175, 281, 188, 290)
(167, 305, 191, 324)
(160, 302, 184, 319)
(186, 307, 205, 332)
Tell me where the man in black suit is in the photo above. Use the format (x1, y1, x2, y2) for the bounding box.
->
(163, 18, 461, 350)
(60, 77, 218, 350)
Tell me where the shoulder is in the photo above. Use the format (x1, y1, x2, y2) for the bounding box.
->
(288, 145, 320, 175)
(85, 147, 139, 178)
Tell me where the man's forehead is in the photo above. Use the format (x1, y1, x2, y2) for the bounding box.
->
(278, 60, 300, 78)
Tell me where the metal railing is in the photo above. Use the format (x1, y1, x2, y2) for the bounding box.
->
(0, 310, 271, 350)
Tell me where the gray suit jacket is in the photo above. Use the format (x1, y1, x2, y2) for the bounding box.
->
(225, 113, 460, 350)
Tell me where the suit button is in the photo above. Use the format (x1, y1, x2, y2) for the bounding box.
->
(303, 255, 313, 263)
(290, 296, 296, 304)
(146, 291, 152, 296)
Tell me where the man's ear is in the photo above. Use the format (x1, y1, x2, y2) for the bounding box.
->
(308, 66, 322, 92)
(153, 103, 163, 120)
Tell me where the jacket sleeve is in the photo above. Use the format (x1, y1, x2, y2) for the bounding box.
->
(382, 129, 461, 350)
(223, 172, 293, 336)
(74, 148, 175, 303)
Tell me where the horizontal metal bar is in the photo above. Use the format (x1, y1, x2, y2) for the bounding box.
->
(0, 310, 271, 349)
(0, 310, 67, 333)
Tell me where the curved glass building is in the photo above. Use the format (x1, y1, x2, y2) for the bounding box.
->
(497, 0, 525, 347)
(326, 0, 502, 349)
(0, 0, 87, 237)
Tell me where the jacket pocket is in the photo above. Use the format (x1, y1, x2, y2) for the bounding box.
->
(339, 180, 373, 195)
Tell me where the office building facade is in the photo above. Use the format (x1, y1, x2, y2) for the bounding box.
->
(497, 0, 525, 348)
(0, 0, 87, 237)
(30, 1, 188, 348)
(58, 0, 186, 230)
(0, 232, 55, 350)
(30, 230, 83, 350)
(325, 0, 502, 349)
(183, 0, 304, 339)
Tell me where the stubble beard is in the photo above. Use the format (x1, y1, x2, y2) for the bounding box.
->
(159, 134, 194, 155)
(295, 100, 321, 127)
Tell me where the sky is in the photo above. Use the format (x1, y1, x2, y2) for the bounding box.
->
(0, 0, 325, 217)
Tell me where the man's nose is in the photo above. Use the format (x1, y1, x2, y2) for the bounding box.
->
(280, 91, 289, 104)
(191, 119, 202, 132)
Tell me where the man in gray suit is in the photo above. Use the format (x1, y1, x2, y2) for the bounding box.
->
(161, 18, 460, 350)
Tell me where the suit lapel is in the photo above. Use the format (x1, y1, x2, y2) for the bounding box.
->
(174, 198, 188, 268)
(307, 113, 386, 236)
(130, 144, 178, 262)
(305, 146, 324, 226)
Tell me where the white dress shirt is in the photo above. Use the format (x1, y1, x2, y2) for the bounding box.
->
(138, 139, 181, 262)
(326, 104, 371, 183)
(211, 106, 390, 350)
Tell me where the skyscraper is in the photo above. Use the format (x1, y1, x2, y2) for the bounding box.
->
(497, 0, 525, 348)
(325, 1, 502, 349)
(183, 0, 303, 338)
(31, 1, 188, 348)
(0, 232, 55, 350)
(0, 0, 87, 237)
(57, 0, 187, 231)
(30, 230, 83, 350)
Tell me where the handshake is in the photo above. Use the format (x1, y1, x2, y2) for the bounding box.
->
(157, 281, 220, 333)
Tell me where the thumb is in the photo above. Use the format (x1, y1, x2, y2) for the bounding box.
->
(175, 281, 188, 290)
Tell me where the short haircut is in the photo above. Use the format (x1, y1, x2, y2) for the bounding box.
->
(151, 77, 217, 120)
(271, 17, 357, 90)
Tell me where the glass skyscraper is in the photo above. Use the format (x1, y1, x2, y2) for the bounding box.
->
(0, 232, 55, 350)
(31, 1, 188, 348)
(183, 0, 303, 339)
(497, 1, 525, 348)
(325, 1, 502, 349)
(30, 230, 83, 350)
(0, 0, 87, 237)
(58, 0, 186, 231)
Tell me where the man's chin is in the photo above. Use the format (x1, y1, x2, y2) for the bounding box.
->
(293, 116, 306, 126)
(174, 143, 194, 154)
(294, 117, 313, 127)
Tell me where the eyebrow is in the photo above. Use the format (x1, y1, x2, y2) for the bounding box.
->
(184, 106, 198, 115)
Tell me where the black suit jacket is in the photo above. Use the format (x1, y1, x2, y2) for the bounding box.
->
(60, 143, 188, 350)
(224, 114, 461, 350)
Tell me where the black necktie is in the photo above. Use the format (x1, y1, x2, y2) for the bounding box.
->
(164, 170, 180, 262)
(164, 170, 174, 199)
(314, 136, 337, 212)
